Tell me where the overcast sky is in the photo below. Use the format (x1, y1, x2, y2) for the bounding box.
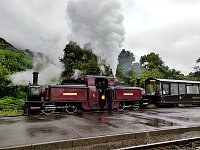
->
(0, 0, 200, 75)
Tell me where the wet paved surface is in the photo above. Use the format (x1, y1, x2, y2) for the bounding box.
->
(1, 107, 200, 148)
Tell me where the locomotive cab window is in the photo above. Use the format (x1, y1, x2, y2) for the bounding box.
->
(95, 78, 108, 89)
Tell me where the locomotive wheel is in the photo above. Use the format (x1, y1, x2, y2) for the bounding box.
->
(65, 103, 77, 113)
(117, 101, 125, 111)
(132, 103, 140, 110)
(41, 102, 56, 115)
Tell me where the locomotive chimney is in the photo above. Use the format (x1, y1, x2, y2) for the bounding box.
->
(32, 72, 39, 85)
(136, 78, 141, 87)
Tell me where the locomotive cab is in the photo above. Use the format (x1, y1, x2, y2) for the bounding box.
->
(95, 77, 108, 108)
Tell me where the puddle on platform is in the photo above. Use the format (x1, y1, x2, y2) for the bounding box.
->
(168, 116, 200, 123)
(98, 115, 120, 128)
(24, 114, 67, 123)
(140, 118, 180, 127)
(27, 126, 68, 137)
(127, 113, 180, 128)
(0, 117, 22, 124)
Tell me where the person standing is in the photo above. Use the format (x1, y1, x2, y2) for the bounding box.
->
(106, 86, 114, 113)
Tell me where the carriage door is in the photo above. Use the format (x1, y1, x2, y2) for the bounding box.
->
(95, 77, 108, 108)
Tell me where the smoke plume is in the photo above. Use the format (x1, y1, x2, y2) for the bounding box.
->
(67, 0, 125, 76)
(0, 0, 67, 85)
(10, 53, 64, 85)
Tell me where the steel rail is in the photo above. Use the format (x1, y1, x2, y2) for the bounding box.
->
(118, 137, 200, 150)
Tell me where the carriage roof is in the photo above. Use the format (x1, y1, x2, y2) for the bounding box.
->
(148, 78, 200, 84)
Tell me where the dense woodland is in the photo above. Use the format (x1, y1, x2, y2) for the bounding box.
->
(0, 37, 34, 116)
(0, 37, 200, 116)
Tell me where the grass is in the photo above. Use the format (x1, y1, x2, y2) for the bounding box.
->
(0, 110, 23, 117)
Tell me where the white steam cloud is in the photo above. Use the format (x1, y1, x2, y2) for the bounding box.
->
(10, 53, 64, 85)
(0, 0, 68, 85)
(67, 0, 125, 75)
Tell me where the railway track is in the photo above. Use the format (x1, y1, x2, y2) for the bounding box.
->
(118, 137, 200, 150)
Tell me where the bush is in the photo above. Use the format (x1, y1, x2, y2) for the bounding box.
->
(0, 85, 27, 99)
(0, 96, 25, 116)
(0, 85, 27, 116)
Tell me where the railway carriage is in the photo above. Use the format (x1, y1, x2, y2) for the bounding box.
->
(145, 78, 200, 106)
(25, 72, 149, 115)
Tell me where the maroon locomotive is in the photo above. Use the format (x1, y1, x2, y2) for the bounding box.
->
(25, 72, 148, 115)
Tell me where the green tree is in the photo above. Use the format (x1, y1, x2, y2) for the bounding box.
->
(116, 67, 124, 81)
(60, 41, 101, 79)
(80, 59, 100, 75)
(129, 73, 137, 87)
(0, 64, 10, 86)
(60, 41, 83, 78)
(0, 49, 32, 73)
(163, 67, 185, 80)
(188, 57, 200, 80)
(116, 49, 135, 84)
(0, 37, 34, 116)
(0, 48, 32, 87)
(139, 69, 165, 88)
(195, 58, 200, 80)
(117, 49, 135, 73)
(140, 52, 164, 70)
(139, 52, 186, 84)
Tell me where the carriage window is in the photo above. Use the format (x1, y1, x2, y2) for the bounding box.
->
(179, 83, 186, 94)
(193, 85, 199, 94)
(156, 82, 161, 95)
(186, 84, 199, 94)
(162, 83, 169, 95)
(146, 80, 156, 95)
(171, 83, 178, 95)
(187, 85, 193, 93)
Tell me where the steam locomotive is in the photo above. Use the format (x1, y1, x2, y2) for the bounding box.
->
(24, 72, 149, 115)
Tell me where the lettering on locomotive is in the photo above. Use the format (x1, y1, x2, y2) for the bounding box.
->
(123, 93, 134, 96)
(63, 93, 78, 96)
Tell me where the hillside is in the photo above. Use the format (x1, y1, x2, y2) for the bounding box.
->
(0, 37, 33, 85)
(0, 37, 16, 50)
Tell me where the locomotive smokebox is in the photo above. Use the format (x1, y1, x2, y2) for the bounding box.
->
(32, 72, 39, 85)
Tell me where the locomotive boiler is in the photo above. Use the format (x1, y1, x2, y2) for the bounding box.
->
(25, 72, 149, 115)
